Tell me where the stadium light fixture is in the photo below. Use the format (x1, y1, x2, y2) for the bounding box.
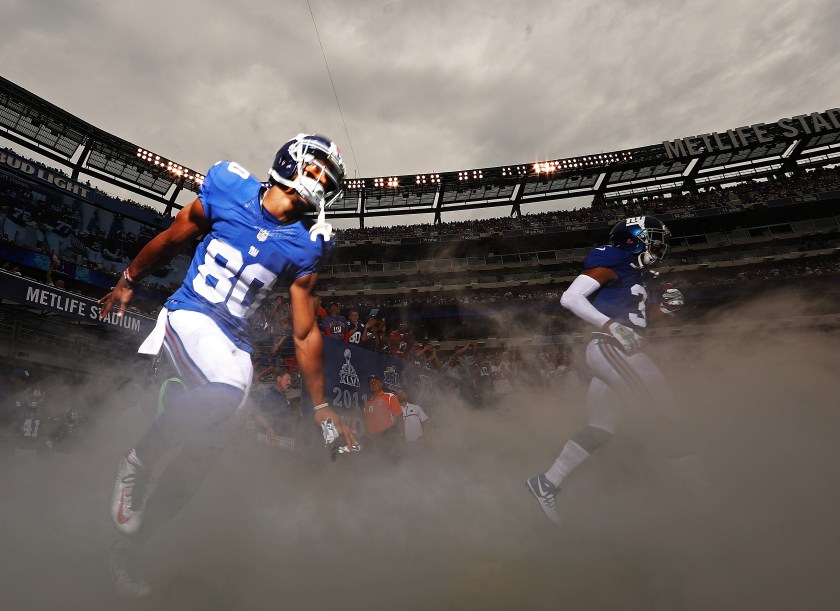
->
(533, 150, 634, 174)
(501, 165, 528, 177)
(372, 177, 399, 188)
(136, 147, 205, 186)
(458, 170, 483, 182)
(414, 174, 441, 185)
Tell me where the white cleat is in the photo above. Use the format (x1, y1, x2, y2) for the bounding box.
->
(527, 474, 563, 525)
(110, 449, 145, 535)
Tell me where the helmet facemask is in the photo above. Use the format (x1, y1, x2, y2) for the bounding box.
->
(637, 225, 671, 268)
(611, 217, 671, 269)
(269, 135, 344, 209)
(268, 134, 345, 242)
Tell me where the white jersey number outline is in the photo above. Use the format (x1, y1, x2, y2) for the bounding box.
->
(226, 162, 250, 180)
(628, 283, 648, 327)
(192, 238, 277, 318)
(22, 417, 40, 437)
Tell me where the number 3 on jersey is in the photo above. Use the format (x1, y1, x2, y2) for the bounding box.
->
(629, 283, 648, 327)
(192, 238, 276, 317)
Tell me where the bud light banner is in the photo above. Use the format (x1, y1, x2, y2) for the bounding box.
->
(301, 336, 443, 437)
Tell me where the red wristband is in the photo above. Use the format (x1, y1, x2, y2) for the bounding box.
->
(123, 269, 139, 288)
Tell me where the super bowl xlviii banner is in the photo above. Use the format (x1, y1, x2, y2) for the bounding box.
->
(302, 336, 442, 437)
(0, 270, 155, 336)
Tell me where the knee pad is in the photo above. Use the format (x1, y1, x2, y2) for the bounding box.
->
(572, 425, 613, 454)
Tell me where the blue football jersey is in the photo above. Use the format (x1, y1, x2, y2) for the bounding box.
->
(345, 322, 364, 344)
(165, 161, 332, 351)
(583, 245, 652, 330)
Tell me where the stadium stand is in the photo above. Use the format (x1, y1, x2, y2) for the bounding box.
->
(2, 73, 840, 392)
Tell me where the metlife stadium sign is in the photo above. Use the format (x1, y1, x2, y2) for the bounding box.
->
(0, 270, 154, 335)
(662, 108, 840, 159)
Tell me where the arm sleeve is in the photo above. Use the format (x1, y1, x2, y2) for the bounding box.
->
(560, 274, 611, 329)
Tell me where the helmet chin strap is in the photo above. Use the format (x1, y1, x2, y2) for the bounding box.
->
(270, 172, 334, 242)
(297, 175, 333, 242)
(309, 199, 333, 242)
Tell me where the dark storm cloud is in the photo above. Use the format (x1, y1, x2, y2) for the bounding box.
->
(1, 0, 838, 180)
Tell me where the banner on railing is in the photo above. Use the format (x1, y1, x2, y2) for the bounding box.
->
(0, 270, 155, 335)
(301, 336, 443, 437)
(0, 151, 92, 201)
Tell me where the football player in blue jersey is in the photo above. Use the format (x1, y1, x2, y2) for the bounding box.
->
(98, 134, 357, 597)
(527, 216, 709, 524)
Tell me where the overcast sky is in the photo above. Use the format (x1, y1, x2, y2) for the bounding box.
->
(2, 0, 840, 220)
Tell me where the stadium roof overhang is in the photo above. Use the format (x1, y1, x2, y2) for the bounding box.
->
(0, 76, 204, 212)
(1, 76, 838, 220)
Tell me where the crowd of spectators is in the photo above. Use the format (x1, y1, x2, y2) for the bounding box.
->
(335, 166, 840, 241)
(243, 248, 840, 410)
(6, 145, 840, 246)
(340, 253, 840, 308)
(1, 147, 166, 218)
(245, 291, 582, 415)
(4, 144, 840, 359)
(5, 245, 838, 330)
(675, 253, 840, 288)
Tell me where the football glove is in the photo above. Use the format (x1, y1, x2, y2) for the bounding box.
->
(330, 440, 361, 461)
(660, 285, 685, 315)
(321, 417, 340, 445)
(607, 321, 642, 353)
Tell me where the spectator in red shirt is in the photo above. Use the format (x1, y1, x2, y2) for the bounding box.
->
(387, 321, 414, 359)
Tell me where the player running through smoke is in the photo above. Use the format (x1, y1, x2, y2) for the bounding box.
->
(527, 216, 712, 523)
(98, 134, 357, 597)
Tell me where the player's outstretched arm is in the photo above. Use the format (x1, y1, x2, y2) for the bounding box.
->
(289, 273, 358, 447)
(98, 198, 209, 319)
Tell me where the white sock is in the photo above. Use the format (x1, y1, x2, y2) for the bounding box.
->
(545, 440, 590, 487)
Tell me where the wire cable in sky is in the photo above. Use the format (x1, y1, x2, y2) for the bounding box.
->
(306, 0, 360, 177)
